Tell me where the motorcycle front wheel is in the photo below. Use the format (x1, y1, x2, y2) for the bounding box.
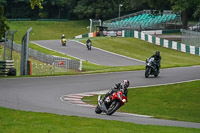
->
(95, 105, 102, 114)
(145, 67, 150, 78)
(106, 100, 121, 115)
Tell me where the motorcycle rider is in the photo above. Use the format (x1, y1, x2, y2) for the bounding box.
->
(101, 80, 130, 103)
(151, 51, 161, 72)
(86, 38, 92, 45)
(61, 34, 66, 39)
(60, 34, 66, 45)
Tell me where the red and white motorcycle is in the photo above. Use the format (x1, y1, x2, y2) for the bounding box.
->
(95, 90, 127, 115)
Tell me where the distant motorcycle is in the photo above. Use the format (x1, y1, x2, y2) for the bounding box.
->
(145, 57, 159, 78)
(95, 90, 127, 115)
(86, 42, 91, 50)
(61, 38, 67, 46)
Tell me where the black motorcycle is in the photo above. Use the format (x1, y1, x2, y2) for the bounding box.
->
(86, 42, 92, 50)
(145, 57, 159, 78)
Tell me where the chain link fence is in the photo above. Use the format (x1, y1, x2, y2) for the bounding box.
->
(3, 30, 17, 60)
(182, 29, 200, 47)
(4, 42, 82, 73)
(0, 44, 3, 60)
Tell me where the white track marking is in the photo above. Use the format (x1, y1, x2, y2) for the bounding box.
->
(60, 78, 200, 118)
(61, 91, 153, 118)
(118, 112, 152, 118)
(131, 78, 200, 89)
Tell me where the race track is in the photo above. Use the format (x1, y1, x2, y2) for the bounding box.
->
(32, 40, 144, 66)
(0, 40, 200, 129)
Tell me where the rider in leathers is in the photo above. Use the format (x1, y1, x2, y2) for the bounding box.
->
(151, 51, 161, 72)
(101, 80, 129, 103)
(86, 38, 91, 44)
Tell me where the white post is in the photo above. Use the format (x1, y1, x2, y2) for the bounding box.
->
(79, 60, 82, 71)
(17, 60, 19, 73)
(119, 4, 122, 19)
(52, 63, 54, 74)
(99, 19, 102, 26)
(35, 64, 38, 75)
(90, 19, 92, 33)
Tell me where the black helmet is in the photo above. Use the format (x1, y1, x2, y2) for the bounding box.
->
(155, 51, 160, 56)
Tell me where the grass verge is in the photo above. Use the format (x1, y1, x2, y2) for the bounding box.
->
(0, 106, 199, 133)
(9, 20, 89, 41)
(80, 37, 200, 68)
(83, 80, 200, 123)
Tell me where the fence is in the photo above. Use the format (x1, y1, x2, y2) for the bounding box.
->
(182, 29, 200, 47)
(124, 30, 200, 56)
(52, 60, 81, 73)
(3, 42, 82, 72)
(3, 30, 17, 60)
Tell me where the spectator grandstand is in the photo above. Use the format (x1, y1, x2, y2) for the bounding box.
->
(103, 10, 181, 31)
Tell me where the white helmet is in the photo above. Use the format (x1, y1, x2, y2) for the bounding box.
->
(121, 80, 130, 90)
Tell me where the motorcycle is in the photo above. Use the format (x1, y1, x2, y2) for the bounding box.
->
(145, 57, 159, 78)
(61, 38, 67, 46)
(86, 42, 92, 50)
(95, 90, 127, 115)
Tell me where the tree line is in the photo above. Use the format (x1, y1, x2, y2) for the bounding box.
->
(0, 0, 200, 39)
(0, 0, 149, 20)
(0, 0, 198, 20)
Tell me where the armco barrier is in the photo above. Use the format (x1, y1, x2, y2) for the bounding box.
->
(127, 30, 200, 56)
(75, 32, 96, 39)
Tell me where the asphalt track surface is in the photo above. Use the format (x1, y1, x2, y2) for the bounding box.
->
(32, 40, 144, 66)
(0, 40, 200, 129)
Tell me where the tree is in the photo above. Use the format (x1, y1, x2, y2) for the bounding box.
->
(30, 0, 43, 9)
(0, 4, 9, 39)
(147, 0, 171, 10)
(119, 0, 147, 15)
(171, 0, 200, 29)
(73, 0, 147, 20)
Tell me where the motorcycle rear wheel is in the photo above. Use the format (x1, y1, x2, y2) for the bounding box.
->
(95, 105, 102, 114)
(106, 101, 121, 115)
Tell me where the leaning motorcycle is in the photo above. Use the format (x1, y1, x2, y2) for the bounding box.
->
(95, 90, 127, 115)
(145, 57, 159, 78)
(61, 38, 67, 46)
(86, 42, 91, 50)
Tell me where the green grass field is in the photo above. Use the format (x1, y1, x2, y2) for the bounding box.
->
(9, 20, 89, 41)
(0, 106, 199, 133)
(80, 37, 200, 68)
(83, 80, 200, 123)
